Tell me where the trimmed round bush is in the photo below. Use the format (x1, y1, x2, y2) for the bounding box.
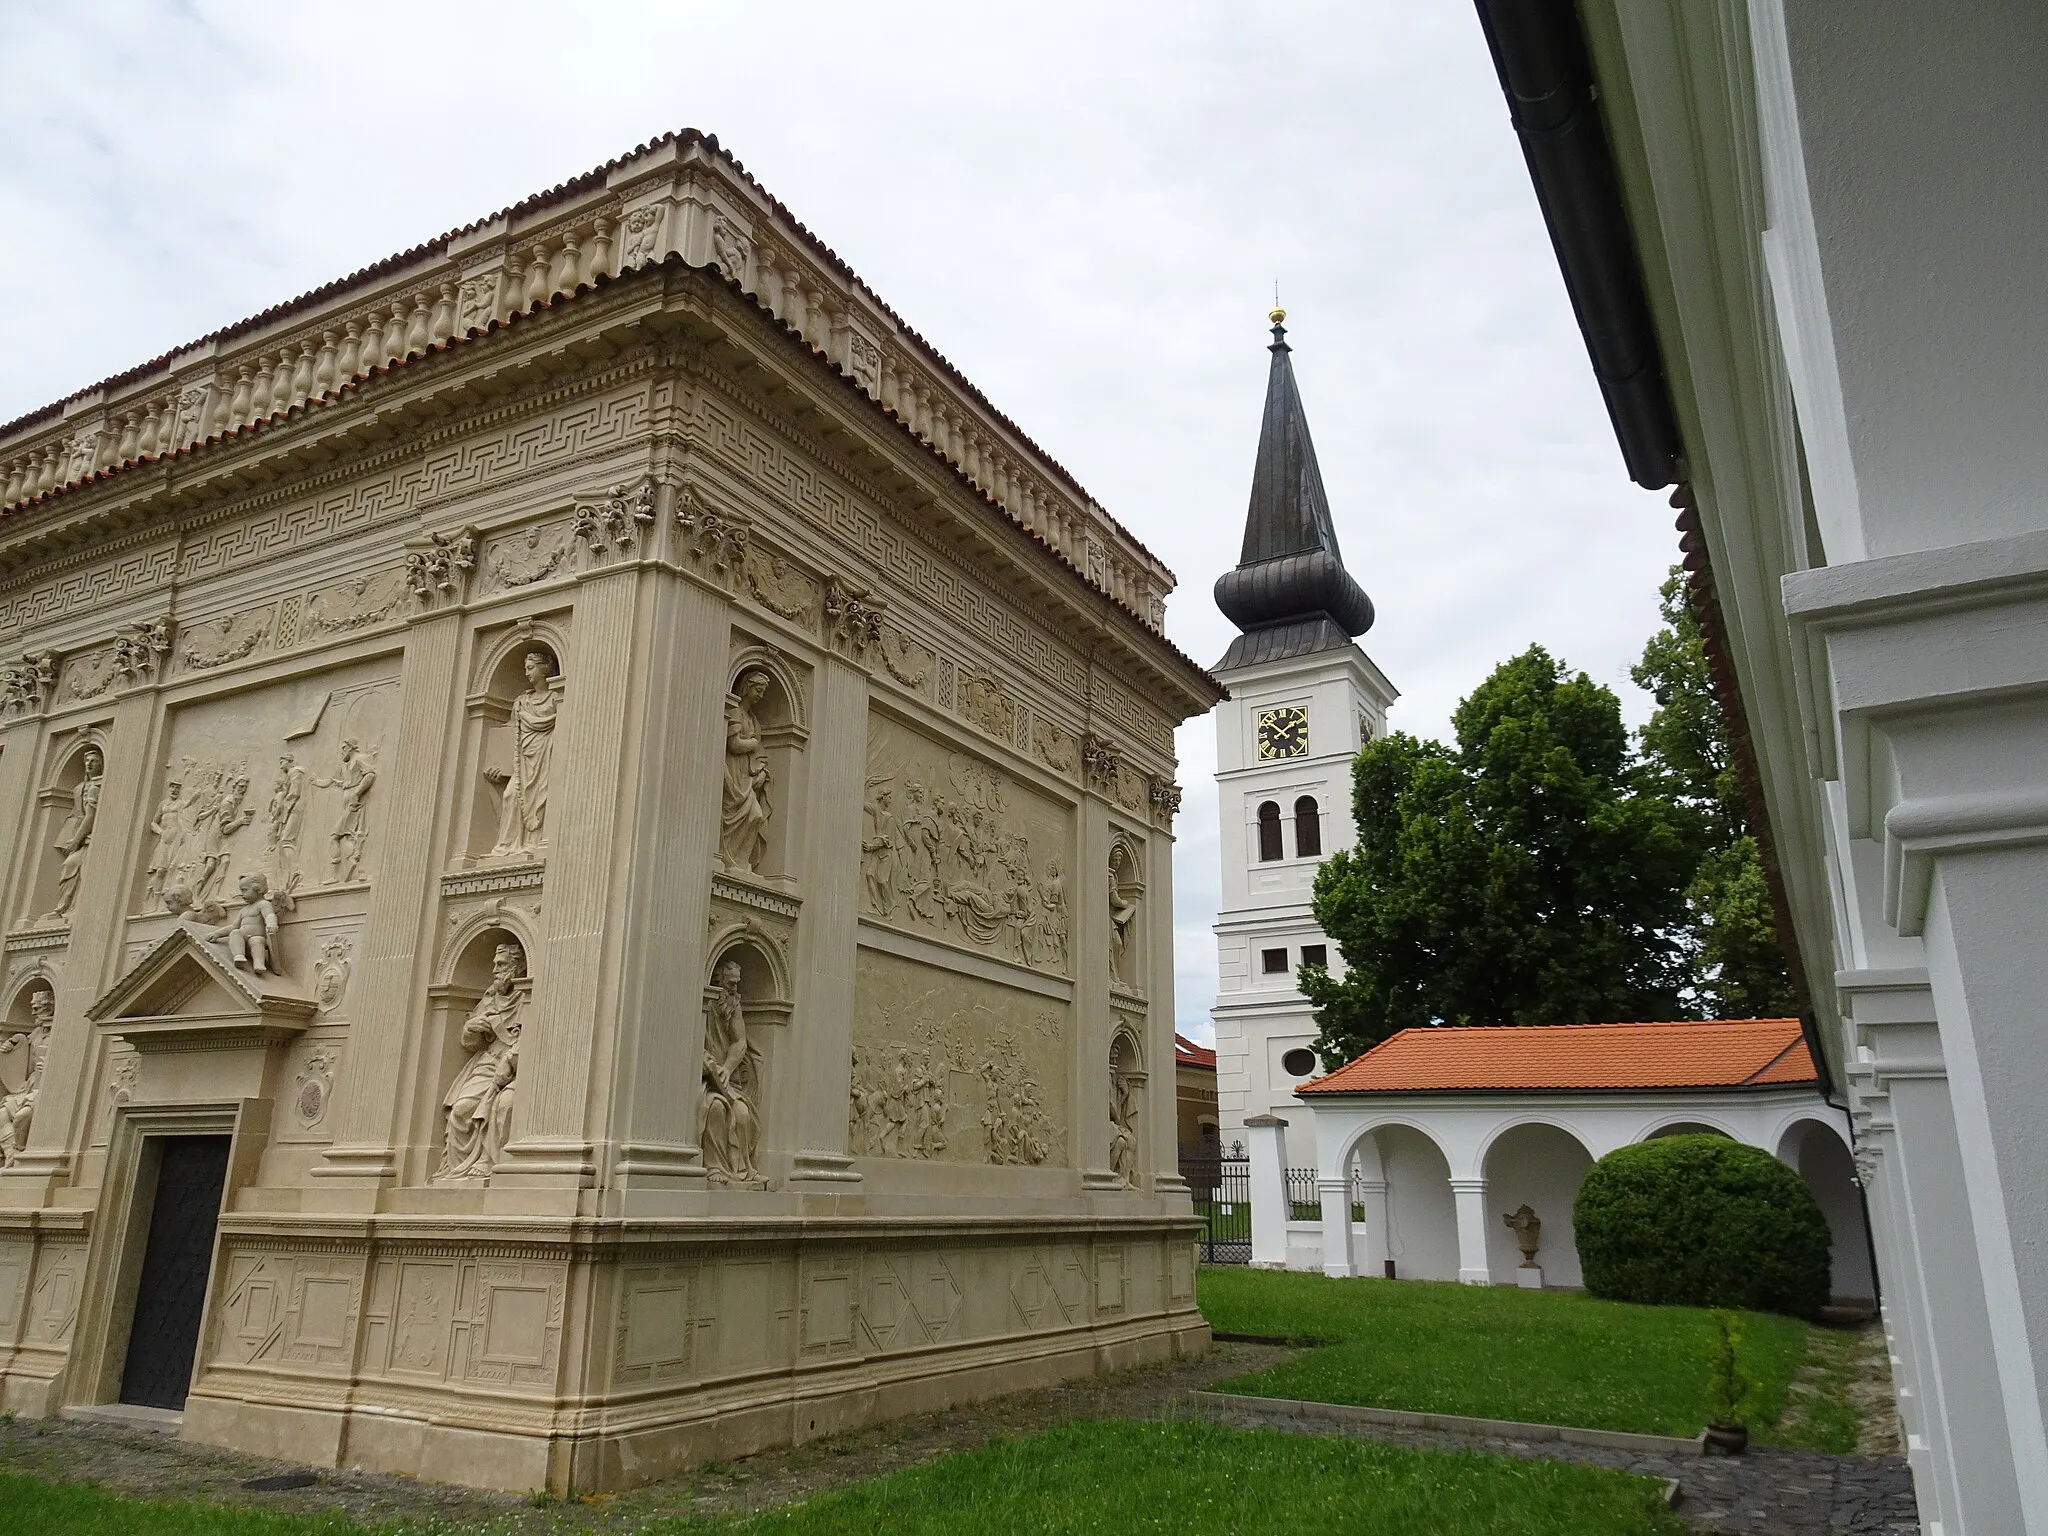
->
(1573, 1134, 1830, 1317)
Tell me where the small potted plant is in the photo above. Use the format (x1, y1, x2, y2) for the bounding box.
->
(1703, 1309, 1753, 1454)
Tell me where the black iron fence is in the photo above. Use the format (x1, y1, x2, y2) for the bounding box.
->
(1184, 1153, 1250, 1264)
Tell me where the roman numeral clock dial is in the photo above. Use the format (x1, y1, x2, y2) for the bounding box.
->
(1256, 706, 1309, 760)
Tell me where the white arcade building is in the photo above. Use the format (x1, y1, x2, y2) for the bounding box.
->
(1249, 1016, 1871, 1302)
(1209, 313, 1397, 1172)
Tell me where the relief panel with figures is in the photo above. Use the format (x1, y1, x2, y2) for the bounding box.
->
(138, 659, 398, 919)
(849, 947, 1066, 1168)
(860, 713, 1072, 977)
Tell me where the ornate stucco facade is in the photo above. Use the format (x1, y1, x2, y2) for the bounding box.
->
(0, 131, 1219, 1493)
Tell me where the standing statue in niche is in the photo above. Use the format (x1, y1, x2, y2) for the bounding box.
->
(486, 650, 559, 858)
(46, 746, 104, 922)
(700, 957, 763, 1184)
(437, 939, 528, 1181)
(1107, 852, 1139, 987)
(1108, 1053, 1138, 1188)
(0, 984, 54, 1166)
(719, 670, 773, 874)
(315, 738, 376, 882)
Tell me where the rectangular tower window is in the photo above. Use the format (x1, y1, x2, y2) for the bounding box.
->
(1301, 944, 1328, 969)
(1261, 947, 1289, 974)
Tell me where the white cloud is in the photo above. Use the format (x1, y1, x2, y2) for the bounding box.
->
(0, 0, 1675, 1038)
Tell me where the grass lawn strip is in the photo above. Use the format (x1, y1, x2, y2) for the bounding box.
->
(0, 1425, 1687, 1536)
(1763, 1324, 1862, 1454)
(1199, 1267, 1815, 1440)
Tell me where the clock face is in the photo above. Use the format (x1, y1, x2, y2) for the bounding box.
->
(1256, 706, 1310, 760)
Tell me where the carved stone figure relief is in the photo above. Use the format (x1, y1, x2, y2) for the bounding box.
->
(44, 746, 104, 923)
(314, 740, 377, 883)
(850, 949, 1065, 1167)
(710, 218, 752, 286)
(485, 651, 559, 859)
(265, 754, 308, 883)
(878, 626, 933, 693)
(220, 873, 290, 975)
(0, 983, 53, 1166)
(740, 547, 821, 626)
(719, 670, 774, 875)
(863, 718, 1073, 975)
(700, 958, 763, 1186)
(180, 606, 273, 671)
(1032, 718, 1078, 778)
(58, 648, 119, 704)
(1107, 840, 1143, 992)
(481, 522, 570, 595)
(619, 204, 664, 268)
(436, 938, 529, 1181)
(960, 674, 1015, 742)
(307, 570, 408, 635)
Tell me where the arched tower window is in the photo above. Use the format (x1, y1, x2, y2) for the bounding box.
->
(1294, 795, 1321, 857)
(1256, 801, 1283, 862)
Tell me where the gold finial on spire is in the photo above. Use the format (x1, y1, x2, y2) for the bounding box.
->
(1271, 281, 1285, 325)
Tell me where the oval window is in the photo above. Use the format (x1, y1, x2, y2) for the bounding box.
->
(1281, 1047, 1319, 1077)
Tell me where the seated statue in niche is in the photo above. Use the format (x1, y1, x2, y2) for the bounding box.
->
(719, 670, 773, 874)
(436, 939, 528, 1181)
(485, 650, 559, 859)
(700, 957, 763, 1185)
(0, 984, 54, 1166)
(1108, 1055, 1138, 1188)
(45, 746, 104, 922)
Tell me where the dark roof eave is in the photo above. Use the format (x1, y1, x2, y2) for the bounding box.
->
(1471, 0, 1681, 490)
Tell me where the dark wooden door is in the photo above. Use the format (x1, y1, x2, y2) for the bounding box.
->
(119, 1135, 230, 1410)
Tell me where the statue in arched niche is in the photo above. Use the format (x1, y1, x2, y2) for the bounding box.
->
(719, 669, 774, 874)
(46, 746, 104, 922)
(1108, 1041, 1138, 1188)
(700, 956, 762, 1185)
(436, 939, 528, 1181)
(1107, 845, 1140, 987)
(486, 650, 559, 858)
(0, 983, 54, 1166)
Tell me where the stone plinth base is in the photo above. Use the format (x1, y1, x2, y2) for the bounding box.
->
(13, 1212, 1206, 1496)
(1515, 1265, 1544, 1289)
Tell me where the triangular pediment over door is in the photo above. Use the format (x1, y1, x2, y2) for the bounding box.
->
(90, 929, 316, 1053)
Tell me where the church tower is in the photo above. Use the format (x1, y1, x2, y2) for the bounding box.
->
(1210, 312, 1397, 1169)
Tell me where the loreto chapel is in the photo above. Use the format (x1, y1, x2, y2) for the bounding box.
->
(0, 131, 1219, 1492)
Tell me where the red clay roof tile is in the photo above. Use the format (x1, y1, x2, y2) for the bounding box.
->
(1298, 1018, 1814, 1095)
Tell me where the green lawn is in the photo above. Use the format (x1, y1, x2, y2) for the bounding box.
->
(0, 1423, 1687, 1536)
(1199, 1266, 1844, 1448)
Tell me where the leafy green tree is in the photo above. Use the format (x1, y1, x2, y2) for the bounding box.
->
(1302, 646, 1692, 1065)
(1630, 570, 1797, 1018)
(1301, 572, 1797, 1067)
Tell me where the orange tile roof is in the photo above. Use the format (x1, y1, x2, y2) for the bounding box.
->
(1299, 1019, 1815, 1096)
(1175, 1033, 1217, 1070)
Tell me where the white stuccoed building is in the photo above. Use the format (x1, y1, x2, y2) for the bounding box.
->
(1209, 313, 1397, 1172)
(1471, 2, 2048, 1529)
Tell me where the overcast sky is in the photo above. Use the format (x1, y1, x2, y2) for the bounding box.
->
(1, 1, 1676, 1041)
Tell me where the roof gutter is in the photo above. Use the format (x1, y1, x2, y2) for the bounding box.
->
(1471, 0, 1681, 490)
